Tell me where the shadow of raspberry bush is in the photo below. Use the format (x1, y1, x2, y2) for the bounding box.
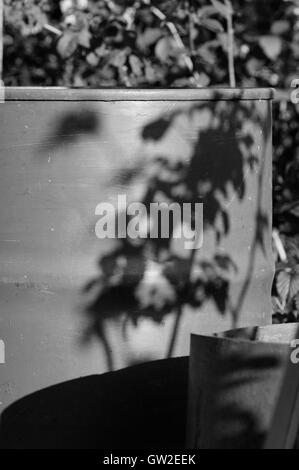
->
(3, 0, 299, 326)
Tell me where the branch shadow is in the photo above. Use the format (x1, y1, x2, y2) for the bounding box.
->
(82, 94, 271, 369)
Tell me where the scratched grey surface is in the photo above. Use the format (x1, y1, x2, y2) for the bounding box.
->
(0, 96, 274, 410)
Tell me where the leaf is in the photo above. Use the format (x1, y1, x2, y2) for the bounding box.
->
(201, 18, 224, 33)
(289, 271, 299, 299)
(78, 29, 91, 48)
(211, 0, 232, 17)
(137, 28, 162, 50)
(271, 20, 290, 35)
(218, 32, 228, 51)
(60, 0, 74, 14)
(129, 55, 143, 77)
(246, 57, 264, 75)
(57, 32, 78, 58)
(145, 63, 156, 84)
(276, 270, 291, 305)
(155, 37, 169, 61)
(198, 6, 220, 18)
(193, 72, 210, 87)
(290, 204, 299, 219)
(77, 0, 89, 9)
(155, 37, 179, 61)
(95, 45, 107, 58)
(272, 296, 284, 314)
(110, 50, 128, 68)
(86, 52, 99, 67)
(198, 44, 217, 65)
(258, 35, 282, 60)
(277, 268, 299, 304)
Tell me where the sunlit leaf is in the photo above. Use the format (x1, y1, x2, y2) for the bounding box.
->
(78, 29, 91, 48)
(86, 52, 99, 66)
(276, 270, 291, 304)
(137, 28, 162, 50)
(271, 20, 290, 35)
(277, 267, 299, 305)
(129, 55, 143, 77)
(201, 18, 224, 33)
(258, 35, 282, 60)
(246, 57, 264, 75)
(145, 63, 156, 84)
(272, 296, 284, 314)
(155, 37, 180, 61)
(211, 0, 231, 17)
(193, 72, 210, 87)
(198, 6, 220, 18)
(57, 32, 78, 58)
(198, 44, 217, 65)
(289, 270, 299, 298)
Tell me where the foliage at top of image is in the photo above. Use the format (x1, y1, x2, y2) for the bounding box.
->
(3, 0, 299, 88)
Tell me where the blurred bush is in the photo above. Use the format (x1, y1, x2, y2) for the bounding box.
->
(3, 0, 299, 321)
(3, 0, 297, 88)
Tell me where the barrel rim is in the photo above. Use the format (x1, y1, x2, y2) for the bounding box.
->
(191, 323, 299, 347)
(2, 87, 275, 102)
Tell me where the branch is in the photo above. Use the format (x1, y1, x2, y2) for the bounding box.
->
(225, 0, 236, 87)
(43, 24, 62, 37)
(166, 235, 199, 358)
(230, 117, 271, 327)
(150, 5, 194, 73)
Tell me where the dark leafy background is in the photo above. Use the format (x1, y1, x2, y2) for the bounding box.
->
(3, 0, 299, 328)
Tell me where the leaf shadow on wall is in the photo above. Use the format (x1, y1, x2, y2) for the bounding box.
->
(39, 107, 100, 151)
(82, 93, 271, 371)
